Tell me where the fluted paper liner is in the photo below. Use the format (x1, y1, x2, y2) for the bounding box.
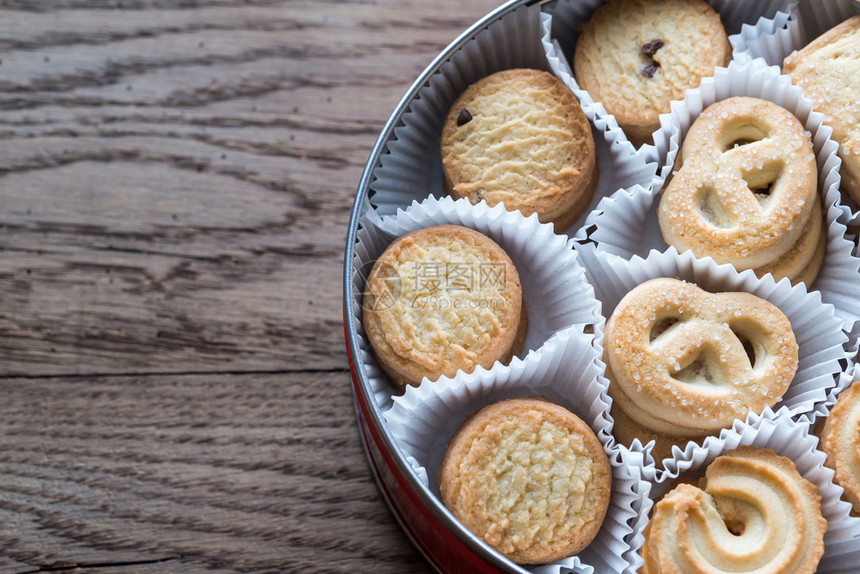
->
(350, 196, 601, 412)
(544, 0, 795, 151)
(585, 58, 860, 337)
(731, 0, 860, 224)
(368, 3, 656, 236)
(368, 3, 544, 217)
(540, 4, 647, 182)
(627, 407, 860, 573)
(577, 247, 847, 470)
(384, 325, 649, 574)
(807, 358, 860, 427)
(730, 4, 800, 66)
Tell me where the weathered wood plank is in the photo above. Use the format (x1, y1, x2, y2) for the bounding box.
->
(0, 371, 431, 573)
(0, 0, 503, 571)
(0, 159, 343, 375)
(0, 0, 502, 377)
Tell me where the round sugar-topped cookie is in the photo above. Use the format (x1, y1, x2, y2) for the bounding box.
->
(440, 69, 597, 233)
(363, 225, 526, 388)
(438, 397, 611, 564)
(573, 0, 731, 146)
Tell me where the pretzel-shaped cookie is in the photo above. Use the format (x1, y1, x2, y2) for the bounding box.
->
(642, 447, 826, 574)
(659, 97, 818, 270)
(605, 278, 797, 437)
(753, 199, 825, 287)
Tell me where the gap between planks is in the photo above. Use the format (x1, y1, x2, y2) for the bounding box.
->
(0, 367, 350, 381)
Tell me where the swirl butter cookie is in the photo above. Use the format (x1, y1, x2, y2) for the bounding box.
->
(604, 278, 797, 439)
(820, 380, 860, 514)
(658, 97, 823, 287)
(438, 397, 611, 564)
(573, 0, 731, 147)
(440, 69, 598, 233)
(363, 225, 526, 388)
(641, 447, 826, 574)
(784, 15, 860, 204)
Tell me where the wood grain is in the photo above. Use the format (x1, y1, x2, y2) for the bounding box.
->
(0, 372, 428, 573)
(0, 0, 502, 376)
(0, 0, 503, 571)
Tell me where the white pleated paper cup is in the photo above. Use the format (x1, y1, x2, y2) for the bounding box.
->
(350, 208, 404, 413)
(367, 4, 654, 237)
(729, 0, 859, 69)
(353, 196, 602, 411)
(540, 11, 659, 237)
(614, 445, 655, 574)
(368, 3, 547, 217)
(806, 358, 860, 428)
(733, 1, 860, 224)
(586, 58, 860, 336)
(730, 3, 799, 66)
(576, 247, 847, 469)
(543, 0, 795, 152)
(628, 407, 860, 573)
(383, 326, 648, 574)
(540, 3, 640, 162)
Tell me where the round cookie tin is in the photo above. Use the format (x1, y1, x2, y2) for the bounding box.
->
(343, 0, 860, 572)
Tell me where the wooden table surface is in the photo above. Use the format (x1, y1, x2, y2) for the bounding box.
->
(0, 1, 503, 572)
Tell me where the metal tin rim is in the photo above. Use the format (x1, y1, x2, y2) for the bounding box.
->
(342, 0, 542, 571)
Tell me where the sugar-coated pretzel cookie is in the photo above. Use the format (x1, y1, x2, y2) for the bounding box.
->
(753, 200, 825, 288)
(641, 447, 826, 574)
(604, 278, 798, 437)
(438, 397, 612, 564)
(820, 380, 860, 515)
(659, 97, 818, 272)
